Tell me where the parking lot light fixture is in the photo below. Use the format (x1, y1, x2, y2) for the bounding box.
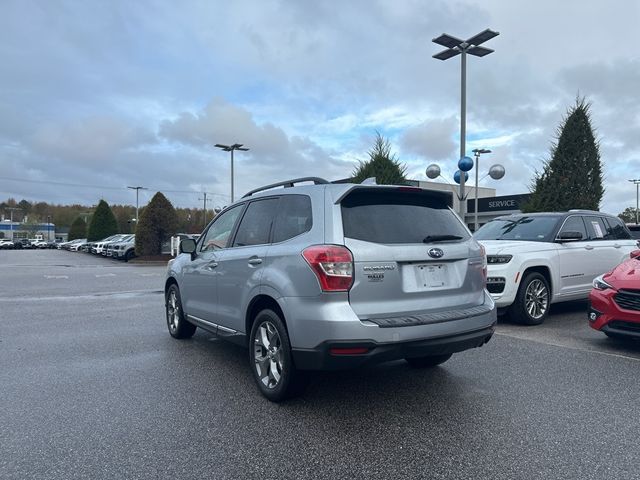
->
(215, 143, 249, 203)
(433, 28, 499, 219)
(629, 179, 640, 224)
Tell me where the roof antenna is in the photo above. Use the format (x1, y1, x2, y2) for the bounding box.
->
(361, 177, 377, 185)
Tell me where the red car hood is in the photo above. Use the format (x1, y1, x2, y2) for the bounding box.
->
(604, 258, 640, 290)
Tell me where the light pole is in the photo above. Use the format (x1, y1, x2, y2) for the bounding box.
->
(630, 179, 640, 224)
(127, 186, 147, 224)
(198, 192, 210, 228)
(215, 143, 249, 203)
(433, 28, 499, 220)
(46, 215, 51, 242)
(472, 148, 491, 231)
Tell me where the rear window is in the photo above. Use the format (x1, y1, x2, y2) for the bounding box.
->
(341, 190, 469, 244)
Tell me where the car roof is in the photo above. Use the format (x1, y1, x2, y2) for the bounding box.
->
(492, 210, 617, 221)
(240, 178, 453, 206)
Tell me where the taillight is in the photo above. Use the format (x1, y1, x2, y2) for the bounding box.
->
(480, 244, 487, 286)
(302, 245, 354, 292)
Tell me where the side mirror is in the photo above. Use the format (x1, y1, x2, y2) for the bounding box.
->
(556, 231, 583, 242)
(180, 238, 197, 257)
(630, 250, 640, 259)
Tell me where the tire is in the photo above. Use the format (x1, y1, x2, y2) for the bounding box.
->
(165, 284, 196, 339)
(249, 309, 307, 402)
(124, 249, 135, 262)
(509, 272, 550, 325)
(405, 353, 452, 368)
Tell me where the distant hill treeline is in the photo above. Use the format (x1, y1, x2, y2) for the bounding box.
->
(0, 198, 214, 234)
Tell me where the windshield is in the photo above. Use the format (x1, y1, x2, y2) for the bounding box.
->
(474, 216, 559, 242)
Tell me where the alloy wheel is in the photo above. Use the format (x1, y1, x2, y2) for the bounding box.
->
(167, 290, 179, 333)
(253, 321, 283, 389)
(525, 279, 548, 320)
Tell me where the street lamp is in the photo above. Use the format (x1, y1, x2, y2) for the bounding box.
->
(433, 28, 499, 219)
(127, 186, 147, 224)
(46, 215, 51, 242)
(215, 143, 249, 203)
(629, 179, 640, 224)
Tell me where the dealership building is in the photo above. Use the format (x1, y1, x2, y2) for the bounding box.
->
(0, 221, 58, 241)
(414, 180, 531, 231)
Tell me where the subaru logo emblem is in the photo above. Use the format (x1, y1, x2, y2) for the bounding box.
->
(428, 248, 444, 259)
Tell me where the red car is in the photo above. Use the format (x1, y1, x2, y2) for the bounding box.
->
(589, 250, 640, 339)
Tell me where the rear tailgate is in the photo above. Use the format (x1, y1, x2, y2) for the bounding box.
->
(339, 187, 486, 319)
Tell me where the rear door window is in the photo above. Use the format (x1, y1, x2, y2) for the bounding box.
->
(272, 195, 313, 243)
(584, 216, 609, 241)
(232, 198, 280, 247)
(341, 189, 469, 244)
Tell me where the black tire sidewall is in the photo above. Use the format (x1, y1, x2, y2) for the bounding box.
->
(512, 272, 550, 325)
(249, 309, 297, 402)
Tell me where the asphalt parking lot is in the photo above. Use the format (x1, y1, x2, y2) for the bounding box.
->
(2, 250, 640, 479)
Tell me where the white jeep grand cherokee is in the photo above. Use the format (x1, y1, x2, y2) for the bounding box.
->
(474, 210, 637, 325)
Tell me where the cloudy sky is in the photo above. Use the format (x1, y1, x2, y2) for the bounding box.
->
(1, 0, 639, 215)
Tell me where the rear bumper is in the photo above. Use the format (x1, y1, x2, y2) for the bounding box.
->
(292, 325, 495, 370)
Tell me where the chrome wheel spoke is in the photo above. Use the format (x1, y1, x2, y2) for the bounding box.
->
(259, 325, 271, 350)
(525, 280, 548, 319)
(269, 359, 281, 384)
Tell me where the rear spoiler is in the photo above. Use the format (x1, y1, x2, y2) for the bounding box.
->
(333, 185, 453, 208)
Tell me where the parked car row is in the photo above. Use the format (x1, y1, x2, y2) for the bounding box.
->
(0, 238, 58, 249)
(58, 234, 137, 261)
(473, 210, 640, 341)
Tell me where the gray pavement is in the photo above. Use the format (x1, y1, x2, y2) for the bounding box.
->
(1, 250, 640, 479)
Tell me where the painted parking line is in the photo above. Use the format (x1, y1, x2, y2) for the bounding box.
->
(139, 273, 161, 277)
(95, 273, 117, 278)
(43, 275, 69, 279)
(495, 331, 640, 363)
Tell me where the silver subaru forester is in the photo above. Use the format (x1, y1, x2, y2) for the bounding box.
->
(165, 177, 496, 401)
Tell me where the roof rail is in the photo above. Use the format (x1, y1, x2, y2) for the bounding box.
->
(242, 177, 329, 198)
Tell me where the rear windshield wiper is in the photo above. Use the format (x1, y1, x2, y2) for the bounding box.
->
(423, 235, 463, 243)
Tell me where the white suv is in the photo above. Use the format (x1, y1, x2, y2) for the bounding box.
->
(475, 211, 637, 324)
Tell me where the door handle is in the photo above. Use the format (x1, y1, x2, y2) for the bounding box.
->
(204, 261, 218, 270)
(584, 245, 594, 250)
(248, 258, 263, 266)
(613, 244, 621, 249)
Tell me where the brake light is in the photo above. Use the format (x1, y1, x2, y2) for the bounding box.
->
(302, 245, 354, 292)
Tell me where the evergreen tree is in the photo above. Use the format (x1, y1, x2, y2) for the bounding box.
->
(523, 98, 604, 212)
(135, 192, 178, 256)
(68, 217, 87, 240)
(87, 199, 119, 241)
(352, 132, 407, 185)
